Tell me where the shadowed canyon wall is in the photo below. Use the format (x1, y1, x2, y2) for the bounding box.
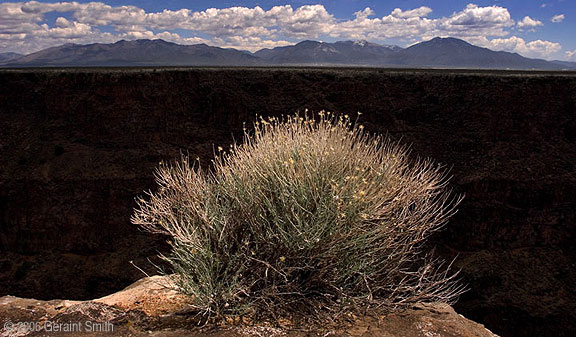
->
(0, 68, 575, 337)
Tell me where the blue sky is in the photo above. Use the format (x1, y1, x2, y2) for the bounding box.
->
(1, 0, 574, 60)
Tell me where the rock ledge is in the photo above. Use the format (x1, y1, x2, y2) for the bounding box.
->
(0, 276, 497, 337)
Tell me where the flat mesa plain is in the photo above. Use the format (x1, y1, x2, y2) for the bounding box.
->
(2, 65, 576, 75)
(0, 67, 575, 337)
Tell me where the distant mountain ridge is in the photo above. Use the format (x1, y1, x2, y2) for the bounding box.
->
(396, 37, 560, 69)
(0, 52, 23, 62)
(2, 37, 575, 70)
(551, 60, 576, 68)
(254, 40, 402, 65)
(4, 39, 259, 67)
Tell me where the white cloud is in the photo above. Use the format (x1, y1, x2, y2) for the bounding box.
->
(330, 7, 437, 41)
(444, 4, 513, 28)
(21, 1, 82, 14)
(517, 16, 543, 29)
(432, 4, 514, 40)
(276, 5, 335, 37)
(37, 21, 94, 38)
(329, 4, 515, 43)
(479, 36, 562, 58)
(354, 7, 375, 19)
(522, 40, 562, 57)
(551, 14, 565, 23)
(74, 3, 146, 29)
(391, 6, 432, 19)
(145, 4, 335, 38)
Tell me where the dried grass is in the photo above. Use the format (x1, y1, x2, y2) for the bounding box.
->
(132, 111, 465, 318)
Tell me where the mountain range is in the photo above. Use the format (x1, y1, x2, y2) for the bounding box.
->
(2, 37, 575, 70)
(0, 52, 23, 63)
(2, 39, 259, 67)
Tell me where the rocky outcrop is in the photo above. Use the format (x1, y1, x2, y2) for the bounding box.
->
(0, 276, 497, 337)
(0, 68, 574, 337)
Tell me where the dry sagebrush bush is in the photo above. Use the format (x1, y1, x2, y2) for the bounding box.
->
(132, 112, 465, 317)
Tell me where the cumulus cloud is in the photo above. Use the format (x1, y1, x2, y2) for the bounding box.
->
(566, 49, 576, 60)
(390, 6, 432, 19)
(477, 36, 562, 58)
(517, 16, 543, 29)
(551, 14, 565, 23)
(431, 4, 514, 40)
(354, 7, 375, 19)
(330, 6, 436, 41)
(0, 1, 565, 59)
(144, 4, 335, 38)
(444, 4, 513, 28)
(329, 4, 516, 43)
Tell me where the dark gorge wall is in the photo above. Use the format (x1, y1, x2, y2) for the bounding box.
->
(1, 68, 575, 337)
